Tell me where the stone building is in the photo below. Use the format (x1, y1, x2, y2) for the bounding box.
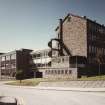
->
(46, 13, 105, 79)
(54, 13, 105, 62)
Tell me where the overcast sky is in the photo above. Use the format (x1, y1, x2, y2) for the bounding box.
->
(0, 0, 105, 52)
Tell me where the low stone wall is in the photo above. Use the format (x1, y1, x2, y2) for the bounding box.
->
(38, 81, 105, 88)
(40, 68, 78, 79)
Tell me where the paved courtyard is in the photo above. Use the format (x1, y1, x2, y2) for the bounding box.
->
(0, 82, 105, 105)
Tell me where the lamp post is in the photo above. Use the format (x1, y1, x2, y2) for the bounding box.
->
(0, 69, 1, 80)
(99, 63, 100, 75)
(76, 56, 78, 68)
(99, 63, 101, 79)
(34, 71, 36, 78)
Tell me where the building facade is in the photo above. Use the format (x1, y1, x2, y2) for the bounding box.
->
(31, 49, 52, 68)
(87, 19, 105, 64)
(31, 49, 58, 78)
(0, 49, 33, 79)
(54, 13, 105, 62)
(46, 13, 105, 79)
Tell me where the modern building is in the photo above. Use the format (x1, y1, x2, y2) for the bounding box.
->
(31, 49, 52, 68)
(31, 49, 58, 78)
(45, 13, 105, 79)
(0, 49, 33, 79)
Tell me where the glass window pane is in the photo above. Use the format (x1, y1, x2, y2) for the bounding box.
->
(11, 54, 16, 59)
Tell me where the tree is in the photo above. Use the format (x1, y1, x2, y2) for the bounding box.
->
(96, 50, 104, 76)
(16, 70, 24, 83)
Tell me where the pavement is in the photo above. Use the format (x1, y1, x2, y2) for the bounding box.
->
(0, 81, 105, 105)
(0, 96, 17, 104)
(0, 96, 24, 105)
(34, 86, 105, 92)
(7, 85, 105, 92)
(1, 81, 105, 92)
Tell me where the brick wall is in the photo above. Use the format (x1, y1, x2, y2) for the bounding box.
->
(60, 15, 87, 57)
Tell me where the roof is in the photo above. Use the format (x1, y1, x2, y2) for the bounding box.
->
(55, 13, 86, 31)
(55, 13, 105, 31)
(0, 48, 33, 57)
(31, 49, 50, 55)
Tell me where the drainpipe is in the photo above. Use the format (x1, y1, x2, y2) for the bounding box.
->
(59, 19, 63, 56)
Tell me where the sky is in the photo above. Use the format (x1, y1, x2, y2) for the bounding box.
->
(0, 0, 105, 52)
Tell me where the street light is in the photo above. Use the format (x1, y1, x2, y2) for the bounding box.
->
(99, 63, 101, 79)
(76, 56, 78, 68)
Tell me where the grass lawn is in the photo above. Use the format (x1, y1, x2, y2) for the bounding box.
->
(5, 75, 105, 86)
(78, 75, 105, 81)
(5, 78, 44, 86)
(5, 78, 70, 86)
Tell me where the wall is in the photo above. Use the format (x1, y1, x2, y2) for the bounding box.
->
(40, 67, 78, 79)
(38, 80, 105, 88)
(51, 56, 70, 68)
(60, 15, 87, 57)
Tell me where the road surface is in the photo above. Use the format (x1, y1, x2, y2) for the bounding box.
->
(0, 82, 105, 105)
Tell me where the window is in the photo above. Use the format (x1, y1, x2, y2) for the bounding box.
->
(104, 49, 105, 55)
(61, 70, 64, 74)
(36, 54, 41, 58)
(45, 70, 47, 74)
(48, 70, 50, 75)
(94, 46, 97, 53)
(69, 70, 72, 74)
(51, 70, 53, 74)
(58, 70, 60, 74)
(1, 63, 5, 67)
(91, 46, 94, 53)
(62, 58, 64, 63)
(1, 56, 5, 61)
(55, 70, 57, 74)
(51, 70, 54, 74)
(65, 70, 68, 74)
(53, 70, 56, 75)
(89, 45, 91, 53)
(6, 55, 10, 60)
(1, 67, 5, 69)
(11, 54, 16, 60)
